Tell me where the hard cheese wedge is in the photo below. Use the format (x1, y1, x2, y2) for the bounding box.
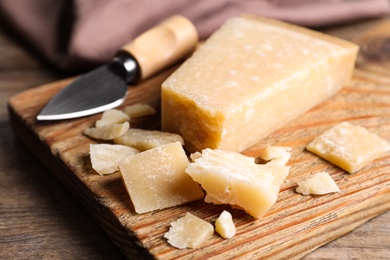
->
(118, 142, 204, 214)
(307, 122, 390, 173)
(162, 15, 358, 152)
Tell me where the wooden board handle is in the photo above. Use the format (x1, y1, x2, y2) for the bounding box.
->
(119, 15, 198, 80)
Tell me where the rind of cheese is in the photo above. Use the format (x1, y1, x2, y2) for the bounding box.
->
(89, 144, 139, 175)
(161, 15, 358, 153)
(95, 109, 129, 128)
(164, 212, 214, 249)
(215, 210, 236, 239)
(186, 148, 290, 218)
(118, 142, 204, 214)
(307, 122, 390, 173)
(296, 171, 340, 195)
(123, 103, 156, 118)
(114, 128, 184, 151)
(83, 122, 129, 140)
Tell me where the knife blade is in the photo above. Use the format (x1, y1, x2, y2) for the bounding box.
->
(37, 15, 198, 121)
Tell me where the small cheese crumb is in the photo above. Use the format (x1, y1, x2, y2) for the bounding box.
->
(83, 122, 129, 140)
(215, 210, 236, 239)
(296, 171, 340, 195)
(95, 109, 129, 127)
(307, 122, 390, 173)
(123, 103, 156, 118)
(164, 212, 214, 249)
(259, 145, 292, 166)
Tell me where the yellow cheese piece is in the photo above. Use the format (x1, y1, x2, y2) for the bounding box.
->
(307, 122, 390, 173)
(114, 128, 184, 151)
(83, 122, 129, 140)
(161, 15, 358, 152)
(186, 148, 290, 218)
(118, 142, 204, 214)
(89, 144, 139, 175)
(215, 210, 236, 239)
(259, 145, 292, 166)
(123, 103, 156, 118)
(164, 212, 214, 249)
(95, 109, 129, 128)
(296, 171, 340, 195)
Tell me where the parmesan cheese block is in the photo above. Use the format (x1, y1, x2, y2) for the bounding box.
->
(296, 171, 340, 195)
(118, 142, 204, 214)
(164, 212, 214, 249)
(186, 148, 290, 218)
(307, 122, 390, 173)
(162, 15, 358, 152)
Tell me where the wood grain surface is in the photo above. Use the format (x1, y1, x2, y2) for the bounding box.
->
(2, 17, 390, 259)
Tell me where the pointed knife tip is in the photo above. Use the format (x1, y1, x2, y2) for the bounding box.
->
(36, 114, 57, 121)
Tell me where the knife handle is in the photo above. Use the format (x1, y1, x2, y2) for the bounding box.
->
(118, 15, 198, 81)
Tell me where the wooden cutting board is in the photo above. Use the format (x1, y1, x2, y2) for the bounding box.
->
(7, 21, 390, 259)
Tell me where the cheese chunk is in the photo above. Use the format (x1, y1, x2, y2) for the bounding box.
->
(164, 212, 214, 249)
(162, 16, 358, 152)
(89, 144, 139, 175)
(83, 122, 129, 140)
(259, 146, 292, 166)
(95, 109, 129, 128)
(186, 148, 290, 218)
(215, 210, 236, 239)
(123, 103, 156, 118)
(296, 171, 340, 195)
(114, 128, 184, 151)
(118, 142, 204, 214)
(307, 122, 390, 173)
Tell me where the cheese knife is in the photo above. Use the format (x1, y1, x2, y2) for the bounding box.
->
(37, 15, 197, 121)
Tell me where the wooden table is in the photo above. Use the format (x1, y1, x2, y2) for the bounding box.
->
(1, 17, 389, 259)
